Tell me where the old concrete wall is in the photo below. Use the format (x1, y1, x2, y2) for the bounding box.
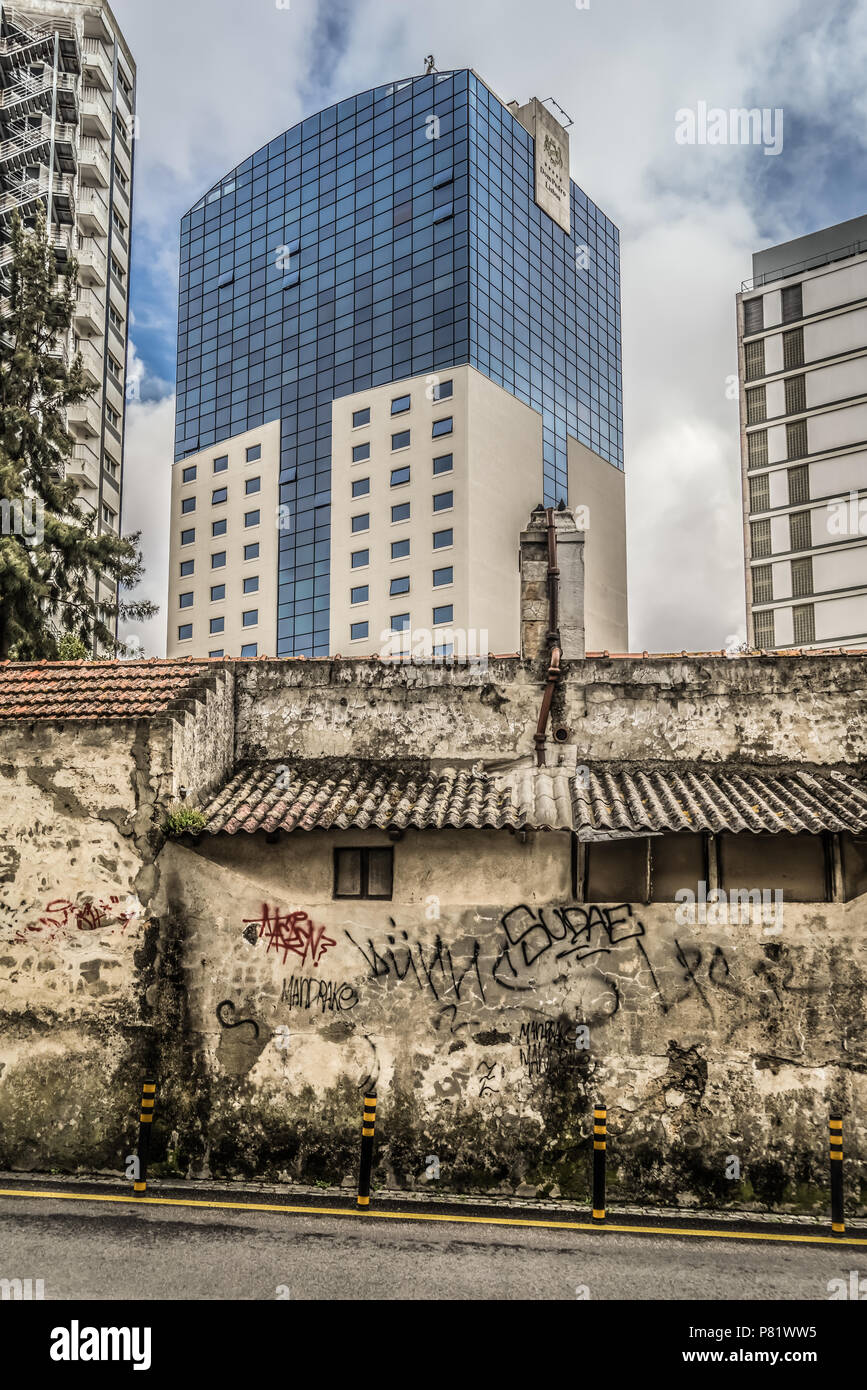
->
(149, 829, 867, 1212)
(0, 719, 170, 1169)
(233, 655, 867, 769)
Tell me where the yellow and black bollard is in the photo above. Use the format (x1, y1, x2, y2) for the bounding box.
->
(357, 1093, 377, 1209)
(133, 1078, 157, 1197)
(592, 1104, 607, 1223)
(829, 1114, 844, 1237)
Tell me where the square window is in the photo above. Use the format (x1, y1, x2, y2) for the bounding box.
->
(211, 551, 226, 568)
(182, 465, 197, 483)
(178, 623, 193, 641)
(390, 575, 410, 596)
(433, 566, 453, 587)
(352, 407, 370, 428)
(212, 518, 227, 536)
(180, 559, 195, 577)
(243, 576, 259, 594)
(334, 846, 393, 900)
(210, 583, 225, 601)
(179, 591, 194, 609)
(213, 455, 228, 473)
(209, 649, 224, 658)
(392, 429, 411, 450)
(241, 643, 258, 657)
(432, 417, 453, 438)
(181, 496, 196, 514)
(351, 585, 369, 605)
(777, 595, 804, 650)
(353, 442, 370, 462)
(391, 466, 410, 487)
(433, 528, 453, 549)
(743, 298, 764, 334)
(351, 513, 370, 534)
(351, 548, 369, 568)
(433, 453, 453, 475)
(210, 616, 224, 635)
(242, 609, 258, 627)
(181, 527, 195, 545)
(433, 379, 453, 401)
(244, 509, 260, 527)
(391, 395, 411, 415)
(391, 538, 410, 559)
(246, 444, 261, 462)
(392, 502, 410, 523)
(433, 604, 453, 624)
(391, 612, 410, 632)
(350, 620, 369, 641)
(212, 487, 228, 505)
(433, 490, 453, 512)
(244, 543, 259, 561)
(246, 477, 261, 495)
(352, 478, 370, 498)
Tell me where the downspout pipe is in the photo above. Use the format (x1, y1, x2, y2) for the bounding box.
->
(534, 507, 563, 766)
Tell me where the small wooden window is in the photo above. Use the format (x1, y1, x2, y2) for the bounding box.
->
(334, 847, 394, 899)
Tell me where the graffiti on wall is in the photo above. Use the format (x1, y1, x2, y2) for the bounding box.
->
(243, 904, 336, 968)
(279, 974, 358, 1013)
(4, 894, 143, 945)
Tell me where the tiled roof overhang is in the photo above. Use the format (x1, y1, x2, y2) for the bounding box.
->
(574, 766, 867, 840)
(202, 761, 524, 834)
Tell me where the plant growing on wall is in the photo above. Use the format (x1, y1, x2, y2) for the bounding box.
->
(162, 803, 207, 837)
(0, 209, 155, 659)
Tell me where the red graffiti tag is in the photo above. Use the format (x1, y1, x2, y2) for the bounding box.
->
(244, 905, 336, 968)
(14, 896, 139, 943)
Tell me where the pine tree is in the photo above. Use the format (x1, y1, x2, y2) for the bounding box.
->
(0, 209, 156, 659)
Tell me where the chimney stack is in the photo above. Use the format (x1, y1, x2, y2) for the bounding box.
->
(520, 505, 585, 664)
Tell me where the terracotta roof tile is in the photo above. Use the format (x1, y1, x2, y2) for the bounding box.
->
(202, 760, 525, 834)
(0, 658, 215, 721)
(574, 765, 867, 839)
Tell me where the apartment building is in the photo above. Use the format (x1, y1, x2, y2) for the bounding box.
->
(0, 0, 135, 642)
(737, 214, 867, 649)
(168, 70, 627, 660)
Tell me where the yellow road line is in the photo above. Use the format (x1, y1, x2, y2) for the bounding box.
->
(1, 1187, 865, 1245)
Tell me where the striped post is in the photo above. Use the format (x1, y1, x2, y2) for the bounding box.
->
(133, 1078, 157, 1197)
(592, 1104, 607, 1223)
(357, 1093, 377, 1209)
(829, 1114, 844, 1237)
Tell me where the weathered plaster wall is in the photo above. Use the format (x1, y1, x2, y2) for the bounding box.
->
(0, 718, 172, 1169)
(233, 656, 867, 769)
(150, 830, 867, 1211)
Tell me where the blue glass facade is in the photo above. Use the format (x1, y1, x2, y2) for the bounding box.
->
(175, 70, 622, 657)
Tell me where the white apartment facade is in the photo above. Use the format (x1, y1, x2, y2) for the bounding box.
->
(737, 214, 867, 649)
(0, 0, 135, 642)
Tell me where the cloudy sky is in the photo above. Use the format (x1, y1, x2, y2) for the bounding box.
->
(114, 0, 867, 656)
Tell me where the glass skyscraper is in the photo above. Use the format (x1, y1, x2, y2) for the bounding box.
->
(171, 69, 622, 658)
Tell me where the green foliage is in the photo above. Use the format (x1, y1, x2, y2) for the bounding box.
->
(162, 803, 207, 837)
(0, 208, 156, 659)
(57, 632, 88, 660)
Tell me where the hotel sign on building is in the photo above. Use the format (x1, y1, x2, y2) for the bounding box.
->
(509, 97, 572, 234)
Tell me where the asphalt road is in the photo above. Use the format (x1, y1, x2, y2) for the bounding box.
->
(1, 1194, 864, 1300)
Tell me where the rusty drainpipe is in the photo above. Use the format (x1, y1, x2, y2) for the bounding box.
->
(534, 507, 562, 767)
